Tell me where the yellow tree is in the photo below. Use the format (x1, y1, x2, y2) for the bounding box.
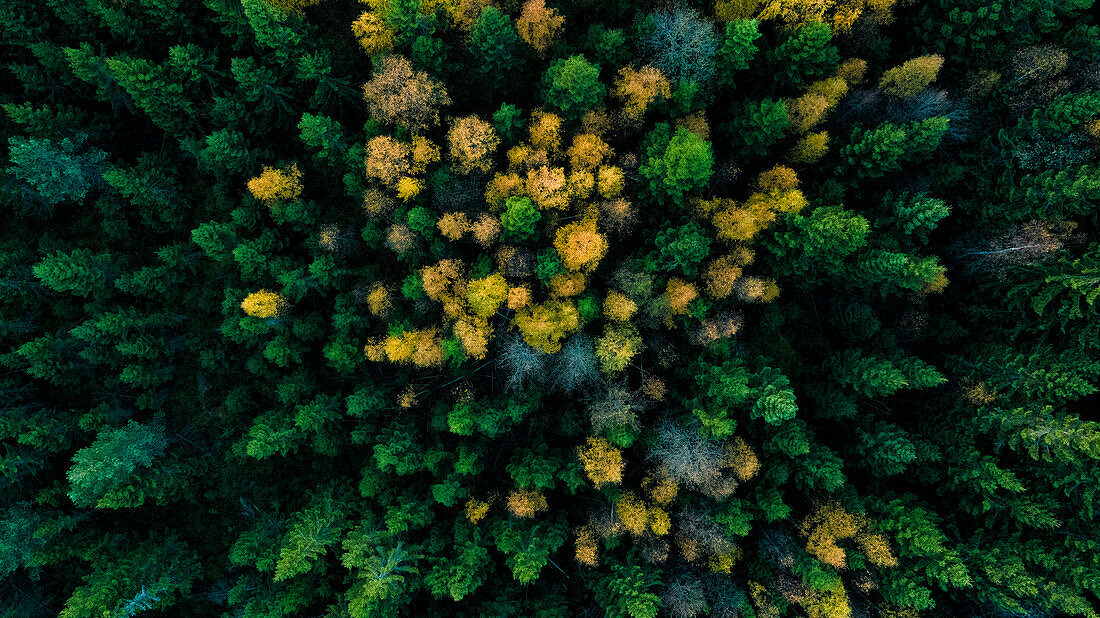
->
(526, 165, 570, 210)
(247, 164, 302, 205)
(554, 219, 608, 271)
(577, 437, 624, 487)
(507, 489, 549, 518)
(362, 55, 451, 132)
(447, 115, 500, 174)
(613, 65, 671, 122)
(241, 290, 289, 318)
(595, 322, 642, 373)
(351, 11, 394, 55)
(878, 55, 944, 98)
(513, 299, 580, 352)
(364, 135, 411, 187)
(568, 134, 612, 171)
(516, 0, 564, 53)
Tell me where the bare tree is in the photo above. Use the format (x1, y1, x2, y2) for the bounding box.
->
(650, 421, 724, 490)
(662, 572, 708, 618)
(553, 334, 599, 392)
(498, 333, 549, 390)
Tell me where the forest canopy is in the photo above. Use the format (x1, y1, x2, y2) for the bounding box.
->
(1, 0, 1099, 616)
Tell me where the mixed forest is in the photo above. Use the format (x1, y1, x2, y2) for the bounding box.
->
(1, 0, 1099, 616)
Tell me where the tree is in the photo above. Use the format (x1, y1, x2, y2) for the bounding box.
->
(6, 135, 106, 210)
(361, 55, 451, 132)
(713, 19, 760, 89)
(516, 0, 564, 53)
(60, 536, 199, 618)
(577, 436, 624, 487)
(447, 115, 500, 175)
(543, 55, 605, 122)
(613, 65, 671, 122)
(879, 55, 944, 98)
(594, 562, 663, 618)
(723, 98, 789, 157)
(643, 7, 718, 84)
(653, 222, 712, 277)
(241, 289, 289, 318)
(500, 196, 541, 241)
(68, 421, 167, 508)
(639, 126, 713, 207)
(766, 22, 838, 88)
(275, 491, 347, 582)
(33, 248, 113, 297)
(247, 163, 303, 203)
(554, 219, 608, 271)
(469, 7, 523, 96)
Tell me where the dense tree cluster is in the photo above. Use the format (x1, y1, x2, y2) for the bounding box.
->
(1, 0, 1099, 616)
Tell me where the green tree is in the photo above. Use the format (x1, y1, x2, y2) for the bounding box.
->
(6, 135, 106, 210)
(542, 55, 605, 122)
(594, 562, 663, 618)
(68, 421, 167, 508)
(469, 7, 522, 96)
(639, 126, 713, 207)
(713, 19, 760, 89)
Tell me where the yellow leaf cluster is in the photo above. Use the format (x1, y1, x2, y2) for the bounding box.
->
(264, 0, 320, 14)
(613, 65, 671, 121)
(385, 223, 416, 255)
(529, 111, 563, 153)
(736, 276, 780, 303)
(801, 503, 896, 572)
(366, 282, 392, 317)
(448, 115, 500, 175)
(643, 472, 679, 506)
(726, 437, 760, 481)
(507, 285, 532, 310)
(664, 278, 698, 316)
(549, 271, 587, 298)
(514, 299, 580, 353)
(757, 0, 895, 35)
(467, 272, 508, 318)
(595, 322, 642, 374)
(786, 93, 831, 134)
(575, 527, 599, 566)
(526, 165, 570, 210)
(516, 0, 565, 53)
(837, 58, 868, 84)
(485, 172, 524, 206)
(465, 498, 489, 524)
(247, 164, 303, 205)
(568, 134, 611, 171)
(361, 55, 450, 133)
(615, 492, 670, 536)
(577, 436, 624, 488)
(395, 176, 421, 201)
(241, 290, 289, 318)
(879, 54, 945, 99)
(437, 212, 470, 240)
(351, 11, 394, 56)
(703, 255, 744, 299)
(554, 219, 608, 271)
(382, 329, 444, 367)
(597, 166, 625, 198)
(454, 316, 490, 359)
(362, 187, 395, 219)
(364, 135, 411, 187)
(788, 131, 829, 164)
(567, 169, 596, 200)
(470, 214, 502, 247)
(507, 489, 549, 518)
(603, 291, 637, 322)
